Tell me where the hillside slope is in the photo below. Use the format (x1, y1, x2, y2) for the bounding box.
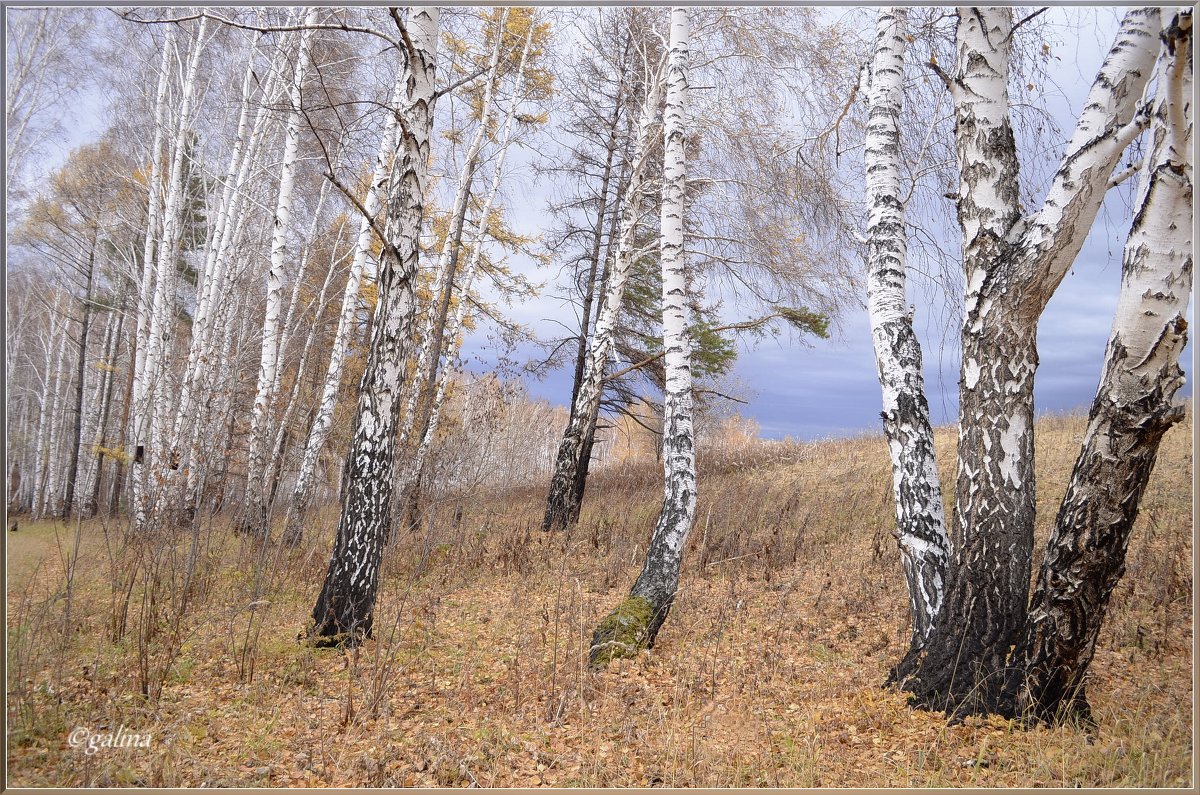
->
(6, 411, 1192, 786)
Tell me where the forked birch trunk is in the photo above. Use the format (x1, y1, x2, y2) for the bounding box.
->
(891, 7, 1162, 715)
(1004, 14, 1192, 723)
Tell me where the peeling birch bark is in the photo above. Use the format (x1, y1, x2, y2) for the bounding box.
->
(284, 59, 409, 545)
(1005, 15, 1192, 723)
(892, 7, 1162, 715)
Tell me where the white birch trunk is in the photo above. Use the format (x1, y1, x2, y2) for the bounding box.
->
(169, 25, 271, 461)
(78, 307, 115, 513)
(180, 28, 289, 512)
(128, 28, 175, 527)
(864, 7, 949, 649)
(84, 310, 122, 516)
(1007, 15, 1193, 722)
(32, 305, 66, 518)
(892, 7, 1162, 714)
(29, 299, 61, 514)
(592, 7, 692, 664)
(284, 60, 409, 541)
(243, 8, 319, 535)
(263, 201, 347, 531)
(403, 18, 535, 492)
(38, 323, 71, 519)
(132, 26, 175, 430)
(310, 7, 439, 642)
(135, 18, 209, 530)
(273, 166, 336, 405)
(398, 11, 509, 447)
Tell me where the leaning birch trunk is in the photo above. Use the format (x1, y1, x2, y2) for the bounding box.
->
(242, 8, 319, 537)
(308, 7, 439, 643)
(283, 61, 409, 545)
(590, 7, 692, 666)
(1004, 15, 1193, 724)
(568, 93, 632, 519)
(399, 19, 535, 503)
(542, 54, 666, 533)
(863, 7, 949, 649)
(398, 10, 508, 450)
(891, 7, 1161, 715)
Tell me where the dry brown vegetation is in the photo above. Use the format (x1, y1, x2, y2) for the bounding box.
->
(6, 410, 1192, 787)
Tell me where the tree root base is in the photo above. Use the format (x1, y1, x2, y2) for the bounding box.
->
(588, 595, 653, 668)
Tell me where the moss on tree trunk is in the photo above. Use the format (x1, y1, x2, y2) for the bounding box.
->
(588, 595, 653, 667)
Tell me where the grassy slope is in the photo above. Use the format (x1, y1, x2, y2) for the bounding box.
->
(5, 411, 1192, 786)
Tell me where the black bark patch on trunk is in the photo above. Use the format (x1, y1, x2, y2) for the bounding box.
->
(1001, 337, 1186, 724)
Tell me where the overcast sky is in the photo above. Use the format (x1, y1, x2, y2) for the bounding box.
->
(30, 6, 1194, 442)
(462, 6, 1194, 440)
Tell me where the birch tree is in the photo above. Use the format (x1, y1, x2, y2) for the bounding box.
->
(590, 7, 694, 666)
(863, 7, 950, 650)
(1003, 11, 1192, 723)
(398, 13, 539, 516)
(887, 7, 1169, 716)
(181, 33, 290, 513)
(32, 306, 68, 518)
(4, 8, 91, 202)
(167, 23, 271, 498)
(283, 61, 408, 545)
(133, 18, 210, 531)
(242, 7, 320, 536)
(127, 26, 174, 529)
(397, 8, 510, 452)
(531, 9, 640, 533)
(309, 7, 440, 644)
(542, 39, 666, 533)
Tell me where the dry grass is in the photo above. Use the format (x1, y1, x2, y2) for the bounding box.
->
(6, 410, 1192, 787)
